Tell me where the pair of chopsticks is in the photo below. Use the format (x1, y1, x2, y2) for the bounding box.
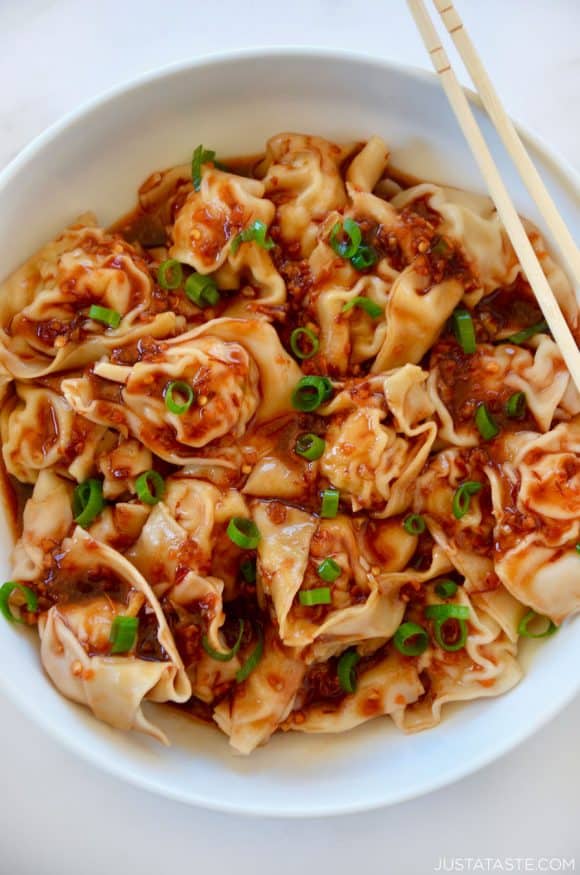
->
(407, 0, 580, 392)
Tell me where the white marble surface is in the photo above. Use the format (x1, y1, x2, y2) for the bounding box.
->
(1, 0, 579, 871)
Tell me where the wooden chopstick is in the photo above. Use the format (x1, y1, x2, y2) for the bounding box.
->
(407, 0, 580, 393)
(432, 0, 580, 289)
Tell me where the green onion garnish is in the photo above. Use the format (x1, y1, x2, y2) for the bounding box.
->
(507, 320, 549, 344)
(291, 376, 333, 412)
(425, 603, 469, 621)
(433, 617, 468, 651)
(505, 391, 527, 419)
(0, 582, 38, 624)
(240, 558, 257, 584)
(341, 296, 383, 319)
(452, 481, 482, 520)
(73, 478, 105, 528)
(320, 488, 339, 518)
(157, 259, 183, 290)
(164, 380, 195, 415)
(135, 470, 165, 505)
(88, 305, 121, 329)
(434, 580, 459, 599)
(425, 604, 470, 652)
(109, 615, 139, 654)
(294, 433, 325, 461)
(290, 327, 319, 360)
(231, 220, 274, 255)
(192, 145, 217, 192)
(475, 403, 500, 440)
(430, 237, 450, 256)
(337, 648, 360, 693)
(317, 557, 341, 582)
(402, 513, 426, 536)
(184, 273, 220, 308)
(227, 517, 260, 550)
(453, 309, 477, 354)
(393, 621, 429, 656)
(576, 543, 580, 555)
(235, 624, 264, 683)
(518, 610, 558, 639)
(298, 587, 332, 606)
(202, 618, 245, 662)
(329, 218, 362, 259)
(350, 244, 378, 271)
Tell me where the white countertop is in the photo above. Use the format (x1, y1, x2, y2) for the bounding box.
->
(1, 0, 579, 871)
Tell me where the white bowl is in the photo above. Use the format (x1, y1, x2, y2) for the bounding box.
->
(0, 48, 578, 817)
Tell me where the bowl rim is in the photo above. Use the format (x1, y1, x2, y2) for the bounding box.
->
(0, 46, 578, 818)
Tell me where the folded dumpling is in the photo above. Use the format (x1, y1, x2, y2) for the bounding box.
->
(36, 527, 191, 742)
(0, 215, 178, 380)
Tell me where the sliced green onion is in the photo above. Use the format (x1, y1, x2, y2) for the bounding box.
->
(475, 403, 500, 440)
(164, 380, 195, 415)
(295, 433, 325, 461)
(350, 244, 378, 271)
(109, 615, 139, 654)
(192, 145, 216, 191)
(290, 327, 319, 360)
(507, 320, 549, 345)
(434, 580, 459, 599)
(341, 296, 383, 319)
(298, 587, 332, 606)
(291, 376, 333, 412)
(235, 624, 264, 683)
(425, 604, 470, 621)
(88, 305, 121, 329)
(403, 513, 426, 536)
(227, 517, 260, 550)
(425, 604, 470, 652)
(329, 218, 362, 259)
(157, 259, 183, 290)
(231, 219, 274, 255)
(393, 621, 429, 656)
(202, 618, 245, 662)
(505, 391, 527, 419)
(337, 648, 360, 693)
(453, 309, 477, 354)
(73, 478, 104, 528)
(240, 558, 257, 584)
(430, 237, 450, 256)
(576, 543, 580, 555)
(518, 610, 558, 639)
(0, 582, 38, 624)
(320, 488, 339, 518)
(432, 617, 468, 651)
(184, 272, 220, 308)
(317, 557, 341, 582)
(452, 481, 482, 520)
(135, 470, 165, 505)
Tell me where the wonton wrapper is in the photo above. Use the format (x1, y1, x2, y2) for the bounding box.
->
(12, 470, 74, 582)
(37, 527, 191, 743)
(429, 336, 580, 447)
(319, 365, 437, 515)
(1, 383, 107, 484)
(0, 215, 178, 380)
(170, 166, 274, 272)
(415, 447, 496, 592)
(261, 132, 353, 256)
(213, 625, 305, 754)
(62, 318, 302, 465)
(286, 585, 520, 736)
(487, 420, 580, 622)
(255, 500, 449, 649)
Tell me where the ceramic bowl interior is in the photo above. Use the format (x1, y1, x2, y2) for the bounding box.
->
(0, 48, 578, 817)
